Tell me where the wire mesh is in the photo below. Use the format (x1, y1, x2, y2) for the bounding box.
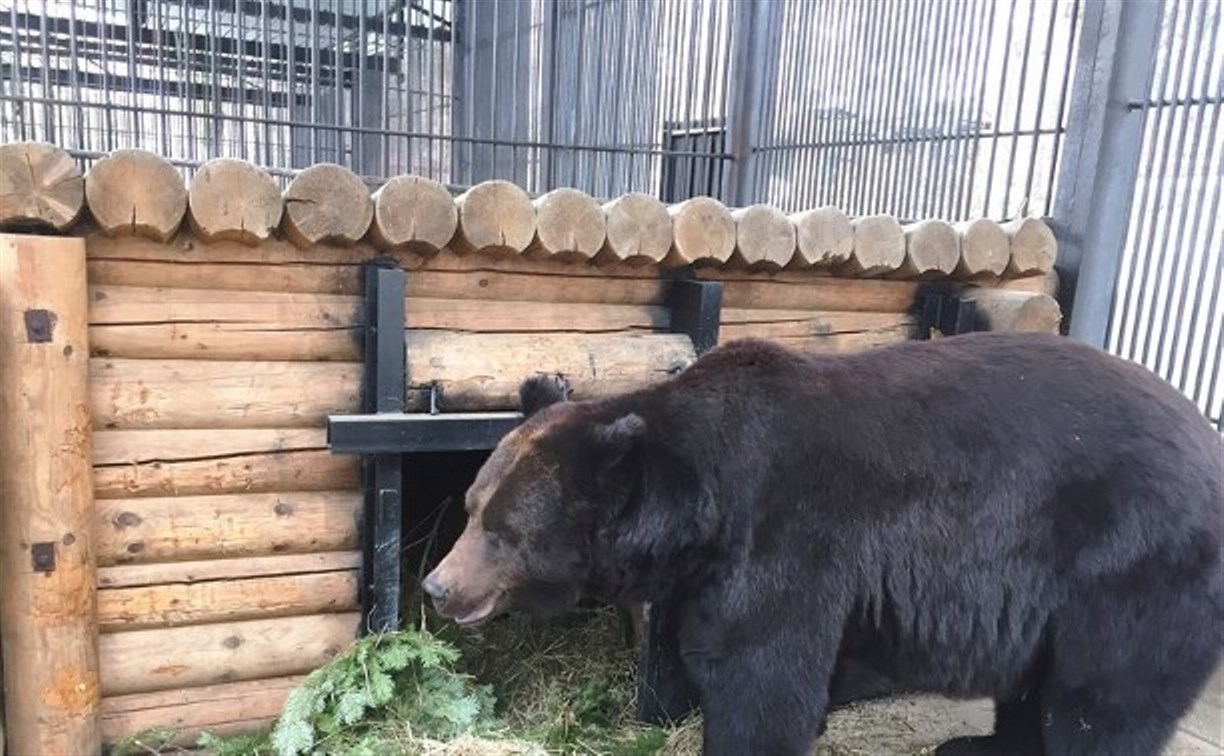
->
(1106, 0, 1223, 432)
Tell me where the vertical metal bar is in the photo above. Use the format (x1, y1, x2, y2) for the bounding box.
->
(846, 0, 885, 216)
(980, 0, 1020, 218)
(724, 0, 780, 206)
(1000, 0, 1039, 217)
(1157, 45, 1220, 382)
(102, 0, 116, 151)
(467, 0, 476, 183)
(360, 264, 406, 635)
(916, 0, 958, 219)
(67, 0, 85, 152)
(1139, 0, 1211, 368)
(1021, 0, 1061, 213)
(1052, 0, 1163, 345)
(1045, 0, 1083, 210)
(960, 0, 1000, 218)
(1120, 0, 1195, 361)
(591, 0, 610, 194)
(936, 0, 979, 219)
(803, 0, 836, 209)
(869, 0, 914, 215)
(39, 0, 53, 142)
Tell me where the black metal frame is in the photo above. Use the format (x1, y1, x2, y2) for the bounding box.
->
(328, 262, 722, 718)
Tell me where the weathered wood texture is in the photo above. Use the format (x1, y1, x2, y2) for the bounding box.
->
(841, 215, 906, 277)
(92, 428, 358, 498)
(95, 491, 362, 566)
(97, 569, 359, 631)
(732, 204, 796, 270)
(0, 141, 85, 231)
(100, 676, 305, 746)
(790, 207, 853, 269)
(90, 358, 362, 429)
(1003, 217, 1058, 277)
(407, 331, 696, 410)
(720, 309, 917, 351)
(370, 174, 457, 253)
(452, 180, 536, 255)
(530, 187, 607, 261)
(601, 192, 673, 265)
(281, 163, 373, 248)
(896, 220, 960, 279)
(968, 289, 1062, 333)
(953, 219, 1010, 279)
(97, 551, 361, 589)
(99, 613, 360, 696)
(0, 234, 101, 755)
(187, 158, 283, 245)
(85, 149, 186, 242)
(668, 197, 737, 266)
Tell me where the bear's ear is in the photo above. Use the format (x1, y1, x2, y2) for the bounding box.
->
(519, 375, 568, 418)
(590, 413, 647, 469)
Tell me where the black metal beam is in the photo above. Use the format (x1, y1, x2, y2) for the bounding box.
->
(361, 264, 407, 635)
(329, 412, 523, 454)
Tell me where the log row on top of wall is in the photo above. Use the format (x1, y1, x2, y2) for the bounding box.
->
(1, 142, 1057, 280)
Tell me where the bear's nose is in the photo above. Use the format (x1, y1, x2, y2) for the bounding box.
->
(422, 573, 449, 603)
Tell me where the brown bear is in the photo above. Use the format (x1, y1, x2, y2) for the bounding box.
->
(423, 332, 1223, 756)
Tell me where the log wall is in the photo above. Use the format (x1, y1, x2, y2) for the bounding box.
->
(0, 143, 1062, 748)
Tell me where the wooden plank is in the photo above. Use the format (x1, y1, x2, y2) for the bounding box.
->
(729, 329, 914, 354)
(95, 491, 362, 566)
(100, 676, 304, 747)
(92, 428, 359, 499)
(406, 331, 697, 411)
(99, 613, 359, 696)
(89, 358, 362, 430)
(719, 312, 916, 342)
(97, 570, 359, 631)
(697, 271, 922, 313)
(98, 551, 362, 589)
(0, 234, 101, 754)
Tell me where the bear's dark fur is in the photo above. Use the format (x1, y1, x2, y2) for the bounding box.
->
(424, 333, 1223, 756)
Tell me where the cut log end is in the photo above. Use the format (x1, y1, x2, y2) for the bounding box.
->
(894, 219, 959, 280)
(790, 206, 853, 268)
(370, 174, 457, 254)
(282, 163, 374, 248)
(530, 188, 607, 261)
(969, 289, 1062, 333)
(840, 215, 905, 277)
(954, 218, 1010, 279)
(188, 158, 283, 245)
(667, 197, 736, 267)
(732, 204, 796, 270)
(601, 193, 672, 265)
(453, 180, 536, 255)
(85, 149, 187, 242)
(0, 141, 85, 232)
(1003, 217, 1057, 277)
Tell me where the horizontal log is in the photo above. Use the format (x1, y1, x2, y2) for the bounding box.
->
(407, 331, 696, 411)
(95, 491, 362, 566)
(726, 328, 913, 354)
(453, 180, 536, 255)
(101, 676, 304, 747)
(88, 285, 671, 360)
(1003, 217, 1057, 277)
(893, 220, 959, 279)
(0, 141, 85, 232)
(601, 192, 673, 265)
(370, 174, 457, 253)
(840, 215, 905, 277)
(967, 288, 1062, 333)
(731, 204, 796, 270)
(529, 187, 606, 261)
(720, 311, 915, 344)
(953, 218, 1009, 279)
(188, 158, 283, 245)
(92, 428, 358, 499)
(668, 197, 736, 266)
(97, 570, 359, 631)
(90, 358, 361, 430)
(992, 269, 1060, 298)
(697, 271, 922, 313)
(85, 149, 186, 242)
(790, 207, 853, 268)
(281, 163, 372, 248)
(98, 551, 362, 589)
(99, 613, 359, 696)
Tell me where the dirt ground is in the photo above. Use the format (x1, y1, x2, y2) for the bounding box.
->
(813, 691, 1223, 756)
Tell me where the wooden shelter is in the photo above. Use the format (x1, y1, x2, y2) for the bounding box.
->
(0, 142, 1060, 751)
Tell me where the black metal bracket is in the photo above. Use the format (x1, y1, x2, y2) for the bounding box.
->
(360, 264, 406, 635)
(328, 272, 723, 713)
(919, 289, 977, 338)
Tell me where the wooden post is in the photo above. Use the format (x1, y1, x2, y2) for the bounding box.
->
(0, 234, 101, 754)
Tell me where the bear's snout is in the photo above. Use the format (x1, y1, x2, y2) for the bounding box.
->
(421, 573, 449, 603)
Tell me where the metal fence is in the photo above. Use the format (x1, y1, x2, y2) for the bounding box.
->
(0, 0, 1220, 428)
(1103, 0, 1222, 430)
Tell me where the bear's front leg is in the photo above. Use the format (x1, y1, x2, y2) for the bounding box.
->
(681, 606, 842, 756)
